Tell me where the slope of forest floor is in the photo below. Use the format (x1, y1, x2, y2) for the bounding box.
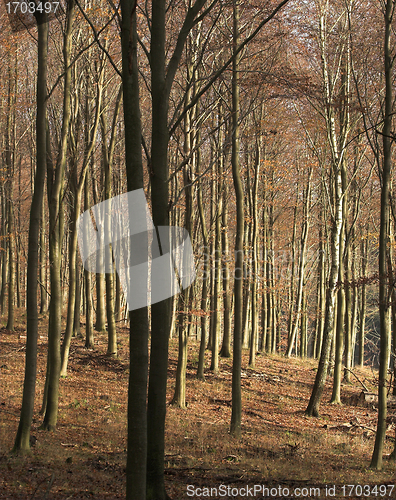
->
(0, 314, 395, 499)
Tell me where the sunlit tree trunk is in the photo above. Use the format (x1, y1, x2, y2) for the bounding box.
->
(259, 204, 268, 352)
(172, 54, 195, 405)
(5, 61, 15, 331)
(41, 0, 75, 430)
(286, 166, 311, 357)
(315, 203, 326, 359)
(0, 188, 8, 316)
(220, 183, 231, 358)
(196, 138, 209, 379)
(300, 289, 308, 357)
(358, 225, 368, 366)
(210, 105, 224, 374)
(101, 88, 121, 358)
(61, 46, 104, 375)
(306, 4, 346, 416)
(330, 241, 345, 404)
(288, 184, 298, 346)
(40, 199, 47, 314)
(84, 170, 94, 349)
(249, 125, 260, 368)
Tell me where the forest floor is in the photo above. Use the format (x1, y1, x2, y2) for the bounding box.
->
(0, 313, 395, 499)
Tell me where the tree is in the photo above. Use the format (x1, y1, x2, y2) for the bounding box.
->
(306, 0, 351, 417)
(13, 11, 48, 452)
(230, 0, 243, 438)
(60, 47, 105, 376)
(119, 1, 150, 497)
(370, 0, 394, 470)
(41, 0, 75, 431)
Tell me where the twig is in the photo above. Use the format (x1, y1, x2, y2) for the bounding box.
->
(344, 367, 369, 392)
(43, 473, 55, 500)
(29, 474, 53, 500)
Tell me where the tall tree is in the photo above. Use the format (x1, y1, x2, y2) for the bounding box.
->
(41, 0, 75, 431)
(306, 0, 350, 417)
(13, 11, 48, 452)
(370, 0, 394, 470)
(119, 0, 150, 497)
(230, 0, 243, 438)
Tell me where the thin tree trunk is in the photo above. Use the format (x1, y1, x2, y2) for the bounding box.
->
(286, 167, 311, 357)
(172, 56, 194, 404)
(41, 0, 75, 430)
(315, 209, 326, 358)
(102, 105, 118, 358)
(330, 255, 345, 404)
(230, 0, 243, 438)
(210, 111, 223, 374)
(197, 140, 209, 379)
(306, 5, 346, 417)
(249, 129, 260, 368)
(300, 289, 307, 358)
(40, 199, 47, 314)
(358, 229, 368, 366)
(220, 184, 231, 358)
(84, 172, 94, 349)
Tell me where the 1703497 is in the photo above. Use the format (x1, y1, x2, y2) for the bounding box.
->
(3, 0, 64, 31)
(6, 1, 59, 14)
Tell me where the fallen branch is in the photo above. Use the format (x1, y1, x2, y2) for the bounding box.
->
(344, 367, 369, 392)
(43, 473, 55, 500)
(29, 473, 54, 500)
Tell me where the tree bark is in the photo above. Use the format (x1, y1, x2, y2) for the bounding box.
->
(13, 13, 48, 452)
(370, 0, 394, 470)
(230, 0, 243, 438)
(306, 3, 346, 417)
(84, 171, 94, 349)
(41, 0, 75, 430)
(120, 1, 149, 497)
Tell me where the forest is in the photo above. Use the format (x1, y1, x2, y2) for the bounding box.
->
(0, 0, 395, 498)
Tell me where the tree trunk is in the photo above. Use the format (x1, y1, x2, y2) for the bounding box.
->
(358, 229, 368, 366)
(315, 207, 326, 359)
(5, 65, 15, 332)
(102, 109, 118, 358)
(196, 141, 209, 379)
(60, 181, 82, 376)
(41, 0, 75, 430)
(230, 0, 243, 438)
(259, 205, 268, 352)
(370, 0, 393, 469)
(13, 13, 48, 452)
(210, 112, 223, 374)
(84, 172, 94, 349)
(40, 198, 48, 314)
(300, 290, 308, 358)
(120, 1, 149, 497)
(330, 257, 345, 404)
(306, 4, 348, 417)
(172, 56, 194, 404)
(286, 167, 311, 357)
(146, 2, 172, 497)
(220, 185, 231, 358)
(249, 129, 260, 368)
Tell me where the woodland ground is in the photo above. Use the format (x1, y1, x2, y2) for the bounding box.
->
(0, 312, 395, 499)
